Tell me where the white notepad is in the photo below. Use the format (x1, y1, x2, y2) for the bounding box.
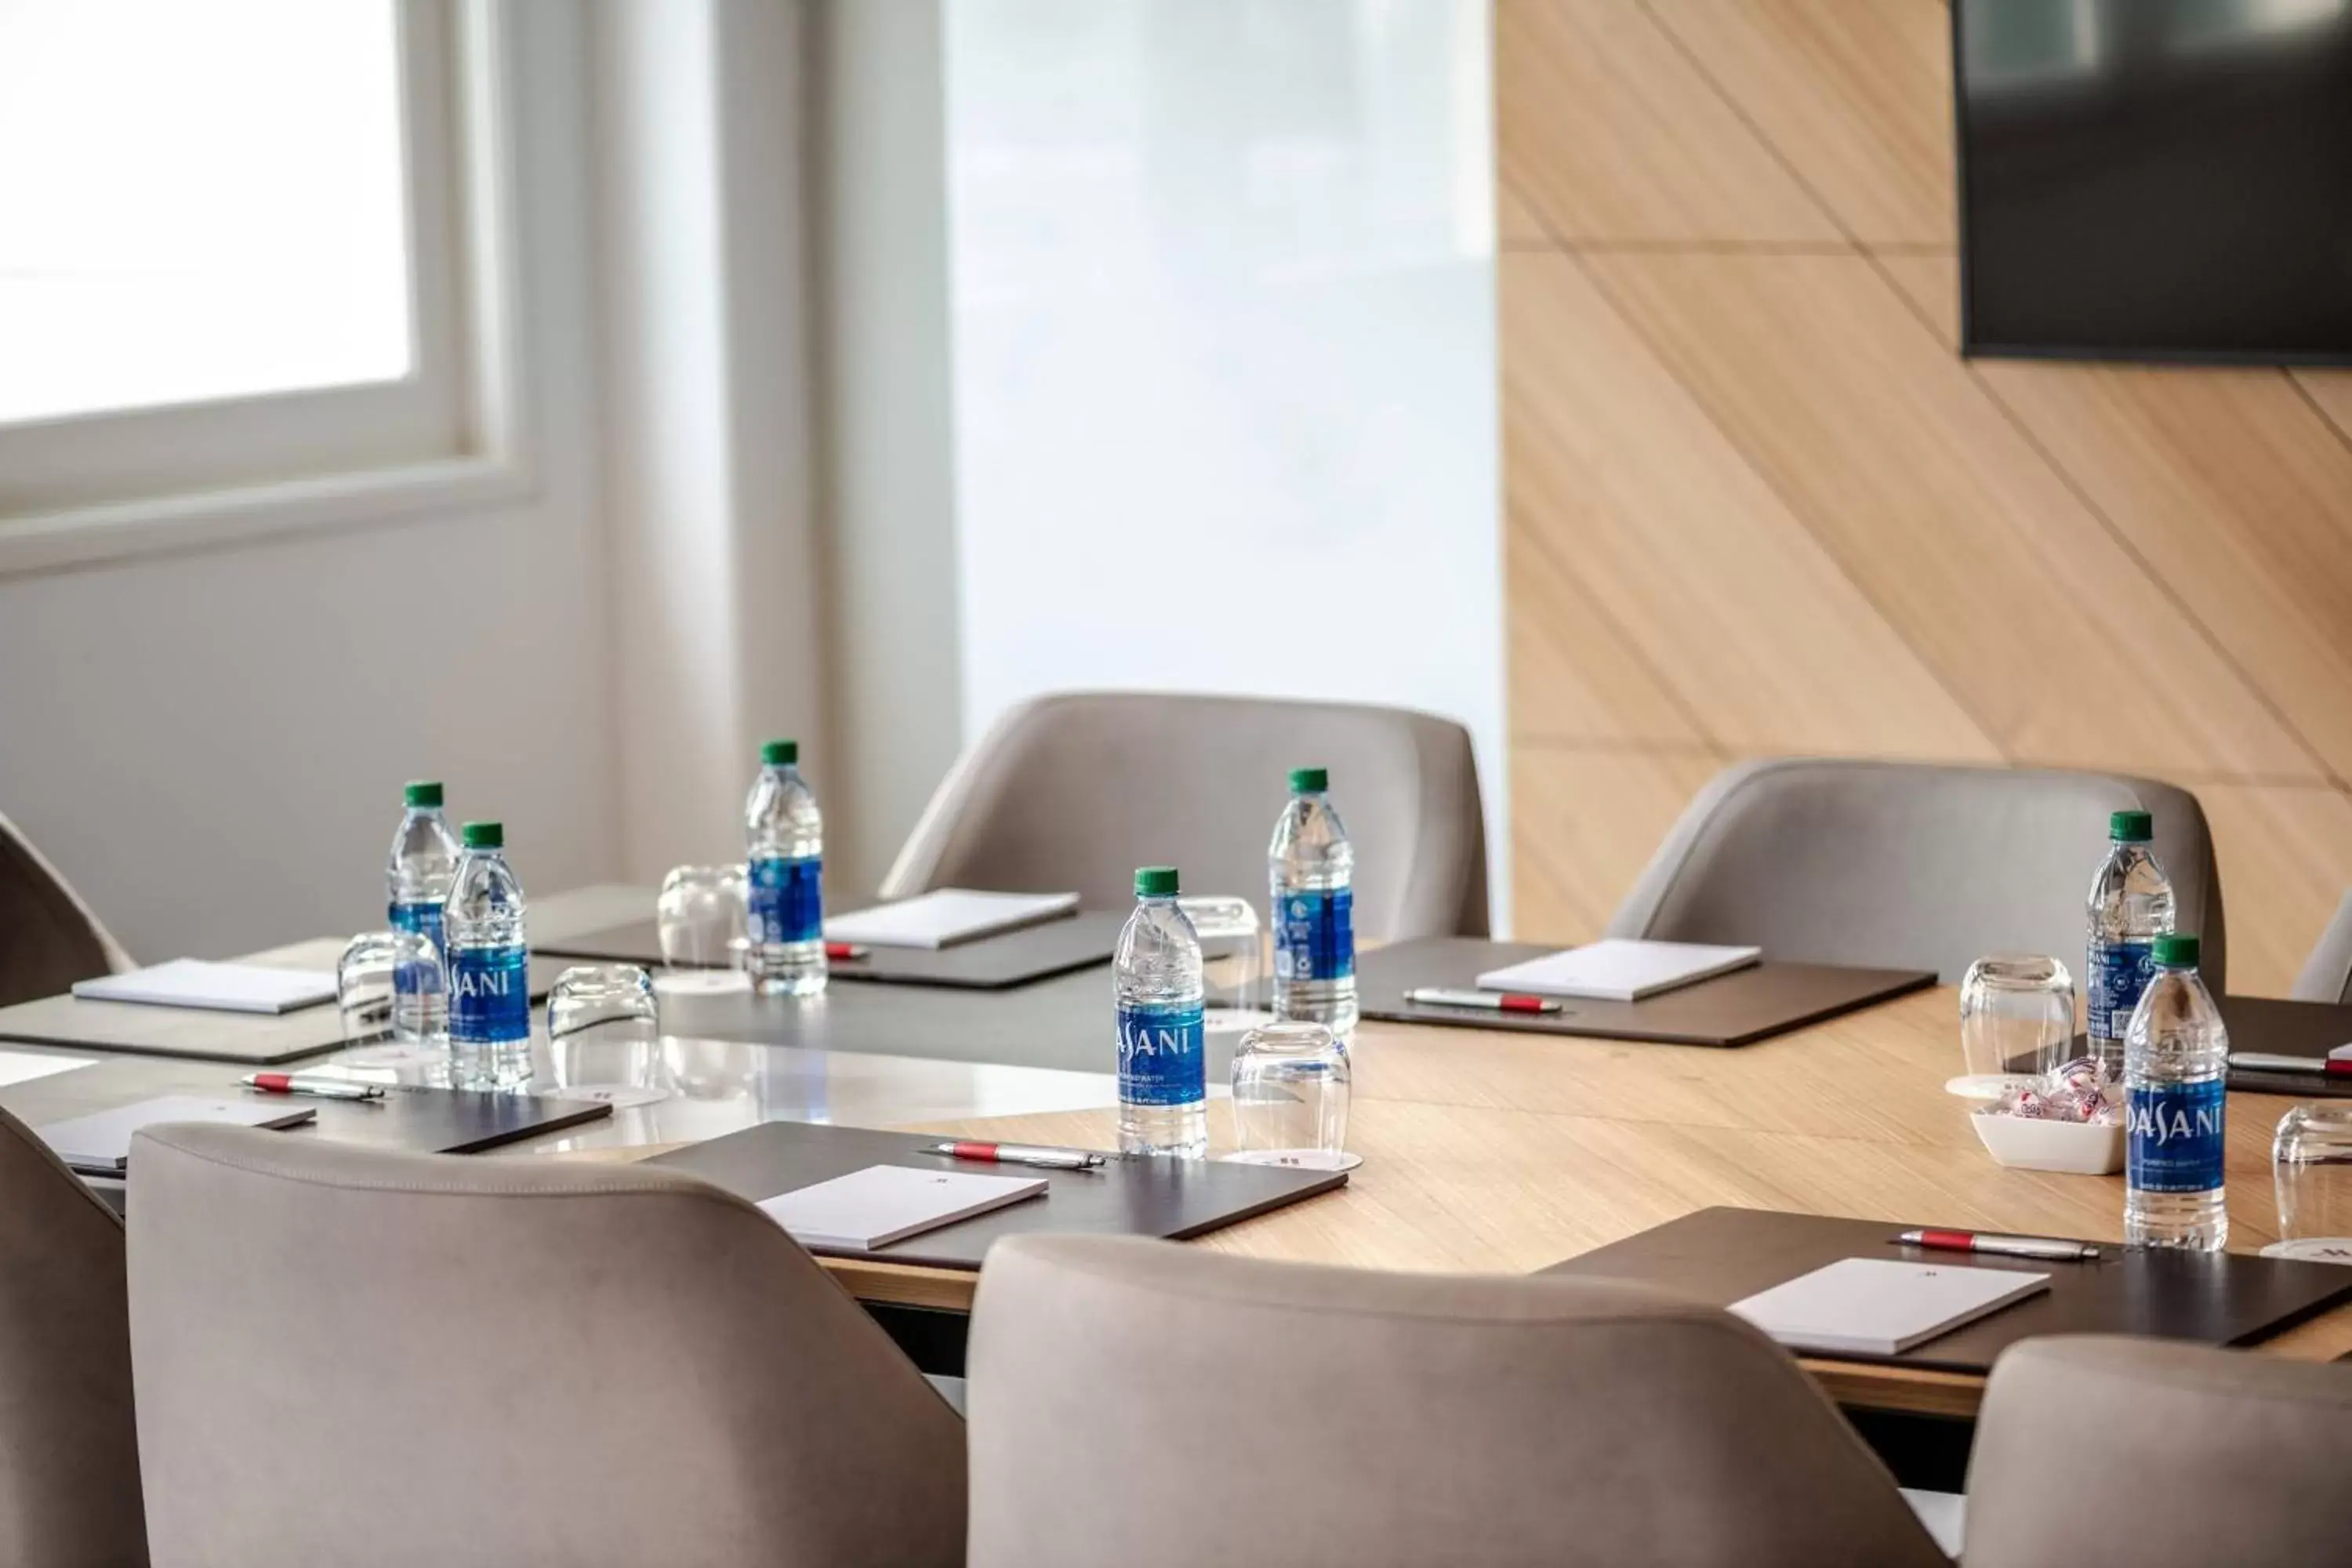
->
(757, 1163, 1048, 1250)
(1475, 938, 1762, 1003)
(1730, 1258, 2050, 1356)
(71, 959, 339, 1015)
(34, 1096, 318, 1174)
(824, 889, 1080, 950)
(0, 1049, 95, 1089)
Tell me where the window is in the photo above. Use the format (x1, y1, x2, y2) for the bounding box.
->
(0, 0, 522, 564)
(0, 1, 412, 423)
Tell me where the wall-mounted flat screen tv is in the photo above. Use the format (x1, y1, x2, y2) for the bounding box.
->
(1955, 0, 2352, 364)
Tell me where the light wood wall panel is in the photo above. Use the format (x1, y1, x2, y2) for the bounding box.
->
(1504, 253, 1997, 761)
(1652, 0, 1957, 246)
(1506, 521, 1707, 748)
(2197, 786, 2352, 997)
(1512, 746, 1724, 944)
(1496, 179, 1553, 245)
(1496, 0, 1837, 243)
(2295, 372, 2352, 445)
(1585, 251, 2317, 780)
(1498, 0, 2352, 995)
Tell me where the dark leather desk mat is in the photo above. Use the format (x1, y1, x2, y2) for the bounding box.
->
(80, 1088, 612, 1218)
(2221, 995, 2352, 1099)
(649, 1120, 1345, 1271)
(542, 909, 1122, 992)
(284, 1084, 614, 1156)
(1357, 938, 1935, 1047)
(0, 954, 571, 1066)
(1543, 1207, 2352, 1375)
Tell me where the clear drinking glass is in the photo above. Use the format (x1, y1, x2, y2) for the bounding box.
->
(336, 930, 447, 1063)
(2270, 1104, 2352, 1262)
(655, 865, 752, 996)
(544, 964, 667, 1107)
(1958, 955, 2075, 1091)
(1227, 1020, 1358, 1171)
(1181, 895, 1269, 1030)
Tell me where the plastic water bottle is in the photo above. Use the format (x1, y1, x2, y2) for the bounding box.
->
(745, 739, 826, 996)
(1116, 866, 1207, 1159)
(2124, 934, 2228, 1251)
(2086, 808, 2175, 1081)
(445, 821, 530, 1088)
(1269, 766, 1356, 1036)
(386, 780, 459, 1040)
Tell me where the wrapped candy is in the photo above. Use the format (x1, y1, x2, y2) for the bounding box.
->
(1988, 1055, 2118, 1125)
(1994, 1082, 2050, 1120)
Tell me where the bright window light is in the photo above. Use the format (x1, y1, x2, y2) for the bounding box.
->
(0, 0, 413, 426)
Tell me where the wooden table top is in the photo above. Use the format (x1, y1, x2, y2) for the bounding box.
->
(828, 985, 2352, 1417)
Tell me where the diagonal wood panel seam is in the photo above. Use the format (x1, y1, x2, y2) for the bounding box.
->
(1496, 0, 2352, 993)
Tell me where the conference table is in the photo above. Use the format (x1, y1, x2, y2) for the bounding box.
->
(837, 984, 2352, 1418)
(6, 927, 2348, 1425)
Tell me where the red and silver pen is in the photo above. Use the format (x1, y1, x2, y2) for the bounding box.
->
(1403, 987, 1561, 1014)
(2230, 1052, 2352, 1077)
(927, 1140, 1105, 1171)
(825, 942, 869, 961)
(241, 1073, 384, 1102)
(1896, 1229, 2098, 1261)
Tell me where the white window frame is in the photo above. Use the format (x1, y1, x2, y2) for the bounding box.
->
(0, 0, 531, 576)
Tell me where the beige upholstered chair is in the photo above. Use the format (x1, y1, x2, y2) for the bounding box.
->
(1606, 758, 2227, 987)
(0, 808, 132, 1008)
(964, 1235, 1946, 1568)
(1966, 1337, 2352, 1566)
(128, 1126, 964, 1567)
(0, 1105, 147, 1568)
(880, 691, 1490, 940)
(2292, 891, 2352, 1004)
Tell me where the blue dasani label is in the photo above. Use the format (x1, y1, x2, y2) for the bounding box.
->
(448, 943, 528, 1044)
(1274, 887, 1355, 982)
(1117, 1000, 1206, 1108)
(388, 900, 445, 995)
(2087, 938, 2154, 1040)
(748, 855, 823, 945)
(2127, 1077, 2226, 1194)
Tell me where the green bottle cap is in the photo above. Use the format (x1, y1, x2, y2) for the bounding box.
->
(461, 821, 503, 850)
(762, 739, 798, 767)
(2111, 809, 2153, 843)
(1288, 767, 1330, 793)
(1134, 866, 1179, 898)
(404, 781, 444, 808)
(2153, 933, 2199, 968)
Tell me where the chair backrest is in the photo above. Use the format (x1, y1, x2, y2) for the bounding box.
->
(2292, 890, 2352, 1004)
(1967, 1336, 2352, 1568)
(1606, 757, 2227, 987)
(0, 809, 131, 1008)
(880, 691, 1490, 941)
(128, 1125, 964, 1567)
(964, 1235, 1945, 1568)
(0, 1105, 147, 1567)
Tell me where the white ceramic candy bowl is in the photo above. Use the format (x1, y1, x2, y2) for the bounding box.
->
(1969, 1108, 2125, 1175)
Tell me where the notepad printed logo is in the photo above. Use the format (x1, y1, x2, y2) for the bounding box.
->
(1116, 1002, 1206, 1106)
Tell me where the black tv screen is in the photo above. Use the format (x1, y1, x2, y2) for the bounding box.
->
(1955, 0, 2352, 364)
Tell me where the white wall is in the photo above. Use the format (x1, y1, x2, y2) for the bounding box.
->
(593, 0, 826, 884)
(939, 0, 1508, 916)
(0, 5, 618, 960)
(807, 0, 966, 900)
(0, 0, 1507, 957)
